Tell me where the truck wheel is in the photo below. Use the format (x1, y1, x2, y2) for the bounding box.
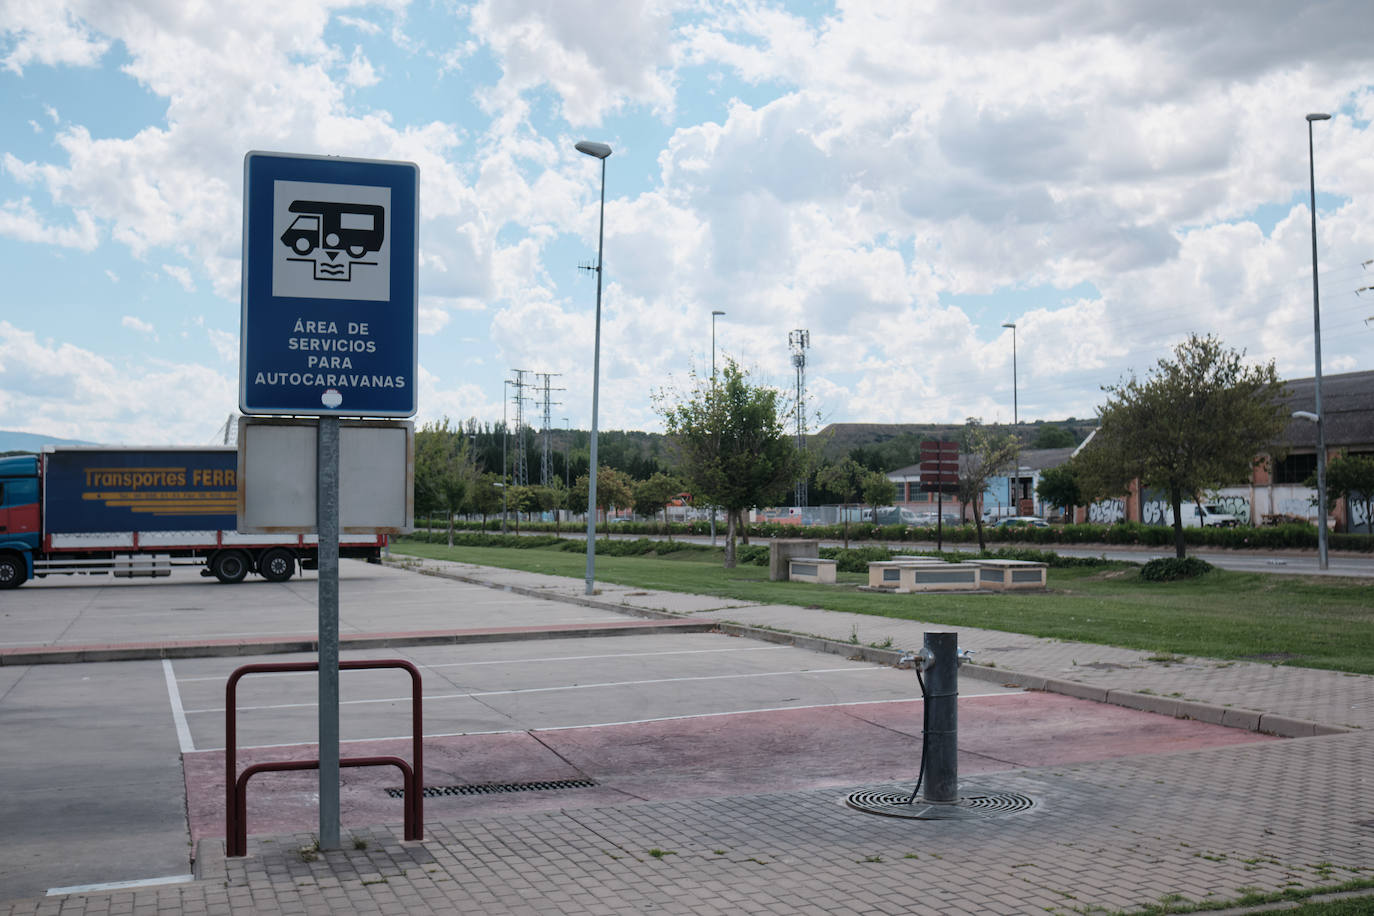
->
(258, 548, 296, 583)
(211, 550, 250, 584)
(0, 554, 26, 589)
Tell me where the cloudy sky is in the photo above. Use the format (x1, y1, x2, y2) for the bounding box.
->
(2, 0, 1372, 446)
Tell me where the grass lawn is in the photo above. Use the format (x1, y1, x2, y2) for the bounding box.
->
(392, 539, 1374, 676)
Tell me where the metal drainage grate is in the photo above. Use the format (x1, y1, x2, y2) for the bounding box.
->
(845, 788, 1037, 820)
(387, 778, 598, 799)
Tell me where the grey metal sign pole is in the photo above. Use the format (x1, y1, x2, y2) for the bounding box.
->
(317, 416, 341, 848)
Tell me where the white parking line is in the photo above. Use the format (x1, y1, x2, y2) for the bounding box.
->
(174, 644, 791, 683)
(49, 874, 193, 896)
(185, 665, 891, 714)
(196, 690, 1026, 753)
(161, 659, 195, 754)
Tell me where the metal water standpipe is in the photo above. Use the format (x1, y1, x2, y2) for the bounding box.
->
(908, 632, 972, 804)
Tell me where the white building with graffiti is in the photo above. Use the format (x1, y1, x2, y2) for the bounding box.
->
(1085, 369, 1373, 534)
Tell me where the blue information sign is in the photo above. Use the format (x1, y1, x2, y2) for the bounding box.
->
(240, 151, 418, 417)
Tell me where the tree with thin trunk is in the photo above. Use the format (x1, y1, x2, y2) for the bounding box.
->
(815, 458, 865, 548)
(634, 472, 685, 541)
(657, 360, 802, 568)
(1036, 464, 1083, 524)
(1309, 453, 1374, 534)
(956, 421, 1019, 551)
(1074, 334, 1288, 558)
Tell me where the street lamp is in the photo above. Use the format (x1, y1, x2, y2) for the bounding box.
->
(501, 378, 513, 534)
(562, 416, 571, 491)
(711, 309, 726, 380)
(1306, 112, 1331, 571)
(1002, 321, 1020, 513)
(576, 139, 612, 595)
(1001, 322, 1018, 425)
(709, 309, 725, 546)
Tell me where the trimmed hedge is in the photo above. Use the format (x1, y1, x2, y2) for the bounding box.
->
(411, 517, 1373, 553)
(1140, 557, 1216, 581)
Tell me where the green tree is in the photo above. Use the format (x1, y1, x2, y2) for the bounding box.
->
(1035, 464, 1083, 523)
(1075, 334, 1287, 558)
(634, 472, 685, 539)
(576, 466, 635, 538)
(956, 420, 1019, 551)
(815, 457, 866, 548)
(657, 360, 802, 567)
(862, 470, 897, 518)
(467, 472, 504, 530)
(1309, 454, 1374, 533)
(506, 485, 539, 535)
(1031, 425, 1076, 449)
(540, 479, 568, 535)
(414, 418, 473, 546)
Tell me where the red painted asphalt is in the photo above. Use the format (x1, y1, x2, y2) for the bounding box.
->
(184, 691, 1274, 846)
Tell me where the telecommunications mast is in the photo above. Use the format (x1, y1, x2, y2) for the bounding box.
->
(788, 329, 810, 508)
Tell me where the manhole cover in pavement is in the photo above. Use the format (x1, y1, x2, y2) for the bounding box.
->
(845, 788, 1037, 820)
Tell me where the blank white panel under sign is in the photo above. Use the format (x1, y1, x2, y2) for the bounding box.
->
(237, 418, 413, 534)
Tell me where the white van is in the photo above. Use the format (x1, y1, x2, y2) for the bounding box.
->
(1179, 503, 1240, 528)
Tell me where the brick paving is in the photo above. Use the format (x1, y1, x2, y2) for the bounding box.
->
(4, 559, 1372, 915)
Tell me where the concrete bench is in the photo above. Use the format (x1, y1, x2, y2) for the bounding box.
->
(866, 560, 980, 592)
(975, 559, 1048, 590)
(770, 539, 821, 581)
(787, 557, 837, 584)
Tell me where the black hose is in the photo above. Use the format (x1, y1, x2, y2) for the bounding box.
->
(904, 666, 928, 805)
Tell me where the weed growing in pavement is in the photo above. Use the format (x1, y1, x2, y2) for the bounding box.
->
(848, 624, 860, 644)
(298, 838, 321, 862)
(647, 848, 676, 859)
(858, 855, 884, 863)
(352, 836, 368, 850)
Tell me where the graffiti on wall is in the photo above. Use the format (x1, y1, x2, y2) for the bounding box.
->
(1142, 499, 1168, 526)
(1141, 492, 1252, 526)
(1352, 492, 1372, 534)
(1212, 494, 1252, 525)
(1089, 499, 1124, 524)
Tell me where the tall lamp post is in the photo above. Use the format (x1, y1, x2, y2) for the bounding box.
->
(711, 310, 726, 378)
(1306, 112, 1331, 571)
(576, 140, 612, 595)
(1001, 322, 1018, 425)
(1002, 321, 1020, 513)
(710, 309, 725, 546)
(562, 416, 571, 491)
(501, 378, 513, 533)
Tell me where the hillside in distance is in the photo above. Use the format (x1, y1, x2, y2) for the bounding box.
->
(0, 429, 100, 454)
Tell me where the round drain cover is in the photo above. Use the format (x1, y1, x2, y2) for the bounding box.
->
(845, 789, 1037, 819)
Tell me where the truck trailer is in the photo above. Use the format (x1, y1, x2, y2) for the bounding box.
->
(0, 447, 384, 588)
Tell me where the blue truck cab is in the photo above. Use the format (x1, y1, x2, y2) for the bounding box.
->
(0, 454, 41, 587)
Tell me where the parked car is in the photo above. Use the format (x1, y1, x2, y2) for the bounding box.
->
(1178, 503, 1240, 528)
(996, 516, 1049, 529)
(872, 506, 921, 525)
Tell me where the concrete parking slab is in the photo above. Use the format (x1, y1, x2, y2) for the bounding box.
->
(0, 661, 190, 901)
(2, 558, 1363, 916)
(0, 561, 642, 652)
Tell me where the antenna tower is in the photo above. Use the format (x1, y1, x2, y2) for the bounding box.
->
(789, 329, 810, 508)
(537, 373, 565, 486)
(510, 369, 533, 486)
